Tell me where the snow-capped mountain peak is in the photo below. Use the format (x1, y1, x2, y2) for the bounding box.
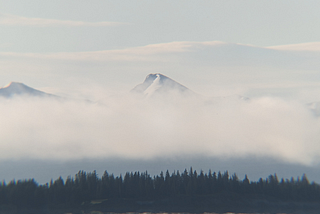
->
(131, 73, 192, 97)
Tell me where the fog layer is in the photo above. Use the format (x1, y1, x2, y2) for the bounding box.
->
(0, 93, 319, 166)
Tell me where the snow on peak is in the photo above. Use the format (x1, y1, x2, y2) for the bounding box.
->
(144, 74, 161, 97)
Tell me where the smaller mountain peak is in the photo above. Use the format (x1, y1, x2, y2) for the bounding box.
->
(2, 82, 27, 89)
(0, 82, 50, 98)
(8, 82, 23, 85)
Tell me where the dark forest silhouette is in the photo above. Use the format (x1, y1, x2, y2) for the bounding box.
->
(1, 168, 320, 213)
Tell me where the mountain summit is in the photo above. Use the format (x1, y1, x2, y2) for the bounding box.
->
(0, 82, 53, 98)
(131, 73, 193, 97)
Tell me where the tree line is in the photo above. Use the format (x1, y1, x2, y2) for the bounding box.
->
(0, 168, 319, 210)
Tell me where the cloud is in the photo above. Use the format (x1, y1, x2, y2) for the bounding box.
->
(0, 93, 319, 167)
(0, 13, 125, 27)
(0, 41, 228, 61)
(268, 42, 320, 52)
(1, 41, 318, 70)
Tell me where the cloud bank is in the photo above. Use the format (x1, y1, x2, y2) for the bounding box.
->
(0, 93, 319, 166)
(0, 13, 124, 27)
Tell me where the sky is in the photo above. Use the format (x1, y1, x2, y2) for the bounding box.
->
(2, 0, 320, 183)
(1, 0, 320, 98)
(2, 0, 320, 52)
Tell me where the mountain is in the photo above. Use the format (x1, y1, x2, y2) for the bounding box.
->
(131, 73, 195, 98)
(0, 82, 55, 98)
